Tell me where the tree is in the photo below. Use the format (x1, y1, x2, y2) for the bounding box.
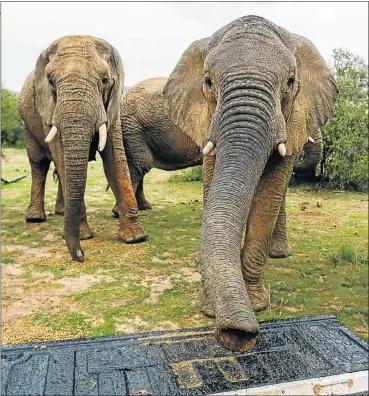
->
(1, 88, 26, 147)
(320, 49, 368, 192)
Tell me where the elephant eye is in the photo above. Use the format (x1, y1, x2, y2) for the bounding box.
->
(102, 77, 109, 85)
(48, 77, 54, 86)
(287, 76, 295, 86)
(204, 76, 212, 88)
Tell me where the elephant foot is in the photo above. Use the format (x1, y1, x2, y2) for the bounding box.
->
(118, 218, 148, 243)
(112, 203, 119, 218)
(80, 222, 94, 240)
(137, 199, 152, 211)
(54, 205, 64, 216)
(25, 206, 46, 223)
(246, 284, 269, 312)
(269, 241, 292, 258)
(201, 291, 215, 318)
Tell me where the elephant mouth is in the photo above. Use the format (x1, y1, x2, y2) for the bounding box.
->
(214, 326, 259, 352)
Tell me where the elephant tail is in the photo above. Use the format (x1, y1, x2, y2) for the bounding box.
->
(53, 168, 59, 183)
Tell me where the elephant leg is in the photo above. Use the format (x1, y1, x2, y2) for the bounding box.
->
(54, 178, 65, 215)
(25, 133, 50, 223)
(100, 120, 147, 243)
(111, 197, 119, 218)
(200, 153, 216, 317)
(269, 194, 292, 258)
(136, 178, 152, 210)
(111, 166, 150, 215)
(241, 154, 295, 312)
(79, 201, 94, 240)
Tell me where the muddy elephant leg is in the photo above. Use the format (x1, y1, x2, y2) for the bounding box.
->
(269, 194, 292, 258)
(111, 167, 151, 215)
(48, 136, 93, 242)
(54, 178, 65, 215)
(135, 178, 152, 210)
(201, 153, 216, 318)
(25, 133, 50, 222)
(100, 120, 147, 243)
(241, 154, 295, 312)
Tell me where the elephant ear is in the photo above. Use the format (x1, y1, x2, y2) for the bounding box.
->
(105, 45, 124, 130)
(285, 38, 338, 155)
(163, 38, 211, 147)
(34, 50, 55, 126)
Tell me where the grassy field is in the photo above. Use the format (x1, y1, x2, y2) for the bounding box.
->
(1, 148, 368, 345)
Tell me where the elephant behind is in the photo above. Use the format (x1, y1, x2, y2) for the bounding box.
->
(119, 77, 203, 211)
(159, 16, 337, 351)
(18, 35, 147, 262)
(293, 127, 324, 178)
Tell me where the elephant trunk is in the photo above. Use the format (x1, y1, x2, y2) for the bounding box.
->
(55, 77, 105, 261)
(200, 77, 275, 351)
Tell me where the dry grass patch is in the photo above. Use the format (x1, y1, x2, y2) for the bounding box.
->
(289, 210, 345, 227)
(2, 317, 78, 345)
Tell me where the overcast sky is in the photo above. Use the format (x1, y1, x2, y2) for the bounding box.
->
(2, 2, 368, 92)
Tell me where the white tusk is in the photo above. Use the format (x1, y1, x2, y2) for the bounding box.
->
(45, 125, 58, 143)
(277, 143, 286, 157)
(203, 141, 215, 156)
(98, 123, 107, 152)
(308, 136, 315, 143)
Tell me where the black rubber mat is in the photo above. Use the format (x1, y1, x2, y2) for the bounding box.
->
(1, 315, 368, 395)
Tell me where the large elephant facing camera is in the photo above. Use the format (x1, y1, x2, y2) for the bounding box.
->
(18, 36, 147, 262)
(161, 16, 338, 351)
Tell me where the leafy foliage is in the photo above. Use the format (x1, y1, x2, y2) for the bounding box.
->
(168, 165, 203, 182)
(321, 49, 368, 192)
(1, 88, 26, 148)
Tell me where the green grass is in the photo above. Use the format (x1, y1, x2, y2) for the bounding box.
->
(2, 148, 368, 345)
(168, 165, 203, 182)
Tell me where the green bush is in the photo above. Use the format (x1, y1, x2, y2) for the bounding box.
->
(320, 49, 368, 192)
(1, 88, 26, 148)
(168, 166, 203, 182)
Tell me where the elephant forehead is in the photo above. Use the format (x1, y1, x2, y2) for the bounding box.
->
(56, 40, 97, 58)
(48, 40, 110, 75)
(206, 22, 295, 77)
(206, 44, 294, 85)
(49, 36, 108, 60)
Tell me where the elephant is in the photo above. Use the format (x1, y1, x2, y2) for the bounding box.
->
(118, 77, 203, 211)
(293, 127, 324, 177)
(117, 77, 292, 258)
(161, 16, 338, 351)
(18, 35, 148, 262)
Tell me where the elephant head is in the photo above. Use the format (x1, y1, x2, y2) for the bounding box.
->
(34, 36, 123, 259)
(163, 16, 338, 351)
